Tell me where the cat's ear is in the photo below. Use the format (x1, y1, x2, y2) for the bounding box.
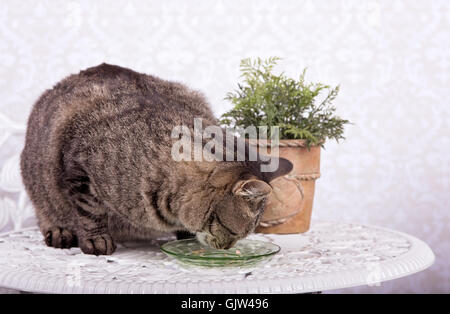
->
(232, 179, 272, 199)
(262, 157, 293, 182)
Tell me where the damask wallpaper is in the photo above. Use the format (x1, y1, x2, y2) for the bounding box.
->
(0, 0, 448, 293)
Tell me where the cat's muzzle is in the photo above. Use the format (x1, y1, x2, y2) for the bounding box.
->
(196, 232, 238, 250)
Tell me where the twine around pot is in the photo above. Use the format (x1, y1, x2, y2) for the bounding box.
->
(258, 173, 322, 228)
(248, 139, 321, 228)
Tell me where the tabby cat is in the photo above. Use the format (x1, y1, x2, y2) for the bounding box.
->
(20, 64, 292, 255)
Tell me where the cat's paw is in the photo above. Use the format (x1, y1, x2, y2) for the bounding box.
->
(79, 234, 116, 255)
(44, 227, 77, 249)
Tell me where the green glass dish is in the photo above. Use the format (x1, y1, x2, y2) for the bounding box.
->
(160, 238, 280, 267)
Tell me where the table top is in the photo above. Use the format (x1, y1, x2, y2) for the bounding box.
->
(0, 222, 434, 294)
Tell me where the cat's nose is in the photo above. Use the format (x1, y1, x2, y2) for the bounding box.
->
(215, 237, 238, 250)
(198, 232, 238, 250)
(221, 239, 238, 250)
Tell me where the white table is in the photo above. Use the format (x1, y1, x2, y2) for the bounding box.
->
(0, 222, 434, 294)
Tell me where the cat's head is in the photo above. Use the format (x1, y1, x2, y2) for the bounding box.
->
(182, 157, 293, 249)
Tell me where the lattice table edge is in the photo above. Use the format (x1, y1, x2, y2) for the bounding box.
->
(0, 222, 435, 294)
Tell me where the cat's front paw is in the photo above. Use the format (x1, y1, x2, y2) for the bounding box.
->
(79, 234, 116, 255)
(44, 227, 77, 249)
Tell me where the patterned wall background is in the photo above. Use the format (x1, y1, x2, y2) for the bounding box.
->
(0, 0, 448, 293)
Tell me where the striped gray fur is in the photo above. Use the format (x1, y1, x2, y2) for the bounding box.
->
(20, 63, 292, 255)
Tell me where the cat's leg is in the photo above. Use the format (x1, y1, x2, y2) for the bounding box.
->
(75, 206, 116, 255)
(64, 164, 116, 255)
(29, 184, 78, 249)
(21, 149, 78, 249)
(38, 212, 78, 249)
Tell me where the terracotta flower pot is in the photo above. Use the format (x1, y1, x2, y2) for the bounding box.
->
(249, 139, 321, 234)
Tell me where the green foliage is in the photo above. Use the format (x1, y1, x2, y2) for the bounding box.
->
(220, 57, 350, 147)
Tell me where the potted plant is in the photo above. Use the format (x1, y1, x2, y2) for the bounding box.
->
(220, 57, 350, 234)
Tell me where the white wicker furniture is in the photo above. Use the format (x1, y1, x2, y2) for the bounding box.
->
(0, 222, 434, 294)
